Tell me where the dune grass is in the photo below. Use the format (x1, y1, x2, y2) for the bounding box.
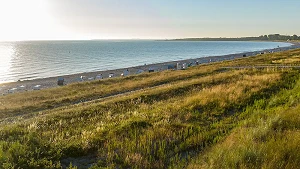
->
(0, 65, 220, 120)
(0, 49, 300, 168)
(188, 72, 300, 169)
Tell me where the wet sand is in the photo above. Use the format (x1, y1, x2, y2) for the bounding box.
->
(1, 42, 300, 95)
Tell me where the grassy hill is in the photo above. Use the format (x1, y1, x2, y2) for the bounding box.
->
(1, 49, 300, 168)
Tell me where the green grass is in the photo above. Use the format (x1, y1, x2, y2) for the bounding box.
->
(1, 49, 300, 168)
(188, 71, 300, 169)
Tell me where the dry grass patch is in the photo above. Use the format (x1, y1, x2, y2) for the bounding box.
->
(272, 54, 300, 64)
(188, 88, 300, 169)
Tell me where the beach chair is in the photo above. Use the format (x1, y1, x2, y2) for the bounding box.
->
(33, 85, 41, 90)
(122, 69, 129, 76)
(182, 63, 187, 69)
(80, 76, 87, 81)
(96, 74, 103, 80)
(109, 73, 114, 78)
(176, 63, 181, 70)
(166, 65, 175, 70)
(149, 67, 155, 73)
(136, 69, 144, 74)
(18, 85, 26, 90)
(8, 88, 18, 93)
(57, 77, 64, 86)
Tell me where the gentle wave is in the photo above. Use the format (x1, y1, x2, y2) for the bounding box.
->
(0, 40, 291, 83)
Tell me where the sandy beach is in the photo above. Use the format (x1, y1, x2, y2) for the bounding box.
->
(1, 42, 299, 95)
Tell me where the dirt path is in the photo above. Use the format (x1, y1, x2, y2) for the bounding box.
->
(0, 69, 224, 124)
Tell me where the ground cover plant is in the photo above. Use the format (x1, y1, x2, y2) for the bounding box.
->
(1, 49, 300, 168)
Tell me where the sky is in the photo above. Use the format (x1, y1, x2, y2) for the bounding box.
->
(0, 0, 299, 41)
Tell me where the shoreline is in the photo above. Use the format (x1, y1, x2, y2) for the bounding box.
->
(1, 42, 300, 95)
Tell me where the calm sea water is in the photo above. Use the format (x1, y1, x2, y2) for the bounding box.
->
(0, 40, 291, 83)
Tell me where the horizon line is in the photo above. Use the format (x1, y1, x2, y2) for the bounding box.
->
(0, 34, 297, 42)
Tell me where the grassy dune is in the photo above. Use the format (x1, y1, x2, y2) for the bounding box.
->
(1, 49, 300, 168)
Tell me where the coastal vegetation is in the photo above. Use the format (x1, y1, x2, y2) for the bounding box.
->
(171, 34, 300, 41)
(1, 49, 300, 168)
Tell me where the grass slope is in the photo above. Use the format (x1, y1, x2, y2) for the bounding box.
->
(1, 49, 300, 168)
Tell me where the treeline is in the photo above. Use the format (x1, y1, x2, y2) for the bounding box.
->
(258, 34, 300, 41)
(171, 34, 300, 41)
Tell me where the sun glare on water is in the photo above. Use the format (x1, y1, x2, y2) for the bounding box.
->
(0, 0, 64, 41)
(0, 42, 14, 83)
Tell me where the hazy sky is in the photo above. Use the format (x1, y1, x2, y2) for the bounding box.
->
(0, 0, 299, 40)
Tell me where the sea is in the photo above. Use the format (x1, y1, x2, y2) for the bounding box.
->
(0, 40, 291, 83)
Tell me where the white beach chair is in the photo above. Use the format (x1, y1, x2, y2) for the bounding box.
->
(182, 63, 187, 69)
(109, 73, 114, 78)
(80, 76, 87, 81)
(16, 85, 26, 91)
(33, 85, 41, 90)
(8, 88, 18, 93)
(18, 85, 26, 90)
(176, 63, 181, 70)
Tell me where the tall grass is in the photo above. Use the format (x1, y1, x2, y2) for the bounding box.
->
(188, 70, 300, 169)
(1, 49, 300, 168)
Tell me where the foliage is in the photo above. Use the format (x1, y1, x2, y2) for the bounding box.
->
(172, 34, 300, 41)
(1, 49, 300, 168)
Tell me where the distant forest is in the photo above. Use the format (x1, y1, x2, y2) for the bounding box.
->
(171, 34, 300, 41)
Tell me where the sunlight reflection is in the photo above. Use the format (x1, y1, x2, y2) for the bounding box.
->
(0, 43, 14, 82)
